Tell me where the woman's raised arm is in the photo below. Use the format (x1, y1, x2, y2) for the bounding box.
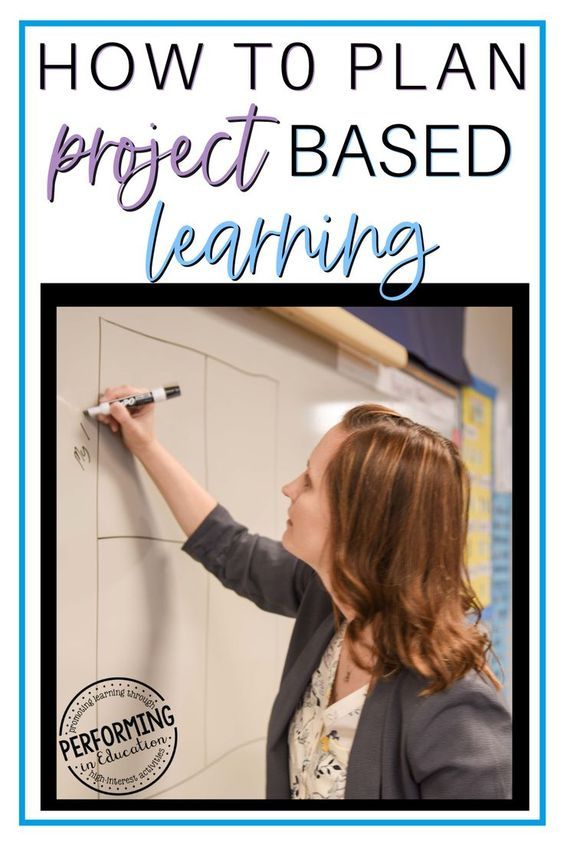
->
(97, 385, 217, 538)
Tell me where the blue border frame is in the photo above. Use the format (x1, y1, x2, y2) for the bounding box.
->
(19, 18, 546, 826)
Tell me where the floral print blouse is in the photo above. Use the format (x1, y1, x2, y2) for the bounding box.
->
(288, 622, 369, 799)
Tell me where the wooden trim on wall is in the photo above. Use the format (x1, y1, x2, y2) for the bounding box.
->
(404, 360, 459, 399)
(266, 307, 408, 369)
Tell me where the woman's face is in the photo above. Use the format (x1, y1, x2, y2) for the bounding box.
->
(281, 424, 349, 592)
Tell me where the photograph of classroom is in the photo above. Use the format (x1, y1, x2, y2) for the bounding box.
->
(53, 305, 515, 804)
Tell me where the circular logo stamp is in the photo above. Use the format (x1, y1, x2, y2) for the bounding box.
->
(58, 677, 178, 795)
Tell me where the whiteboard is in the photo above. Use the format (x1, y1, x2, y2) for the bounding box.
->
(56, 306, 459, 800)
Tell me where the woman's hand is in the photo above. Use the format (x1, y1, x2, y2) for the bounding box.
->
(96, 385, 217, 537)
(97, 385, 156, 458)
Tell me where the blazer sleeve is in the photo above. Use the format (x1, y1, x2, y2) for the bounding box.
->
(405, 673, 512, 800)
(181, 503, 316, 618)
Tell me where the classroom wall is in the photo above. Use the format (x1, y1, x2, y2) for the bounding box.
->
(463, 307, 513, 706)
(464, 307, 513, 493)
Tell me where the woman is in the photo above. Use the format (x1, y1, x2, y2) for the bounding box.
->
(98, 386, 512, 801)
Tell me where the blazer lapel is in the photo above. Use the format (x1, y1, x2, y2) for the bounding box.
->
(344, 674, 395, 799)
(267, 612, 335, 744)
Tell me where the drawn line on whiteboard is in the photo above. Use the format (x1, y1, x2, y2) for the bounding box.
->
(95, 315, 102, 787)
(143, 736, 266, 799)
(98, 535, 183, 543)
(101, 317, 278, 383)
(95, 312, 280, 788)
(203, 354, 210, 768)
(273, 372, 282, 695)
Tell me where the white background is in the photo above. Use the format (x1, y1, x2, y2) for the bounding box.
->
(1, 0, 560, 844)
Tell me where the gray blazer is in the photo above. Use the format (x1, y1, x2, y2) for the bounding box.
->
(183, 504, 512, 800)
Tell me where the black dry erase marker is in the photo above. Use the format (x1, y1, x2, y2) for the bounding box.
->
(84, 386, 181, 418)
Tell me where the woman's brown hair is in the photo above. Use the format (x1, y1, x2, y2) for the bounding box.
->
(325, 403, 501, 696)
